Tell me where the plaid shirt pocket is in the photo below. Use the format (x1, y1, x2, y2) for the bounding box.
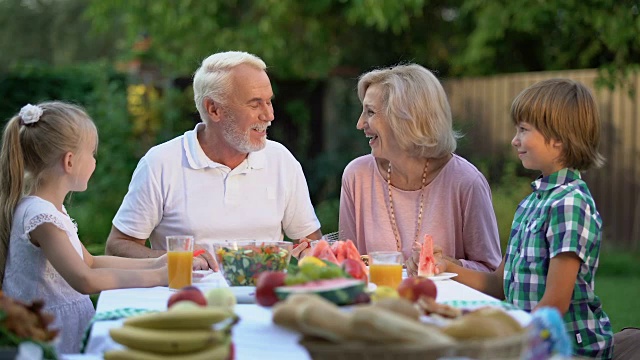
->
(520, 219, 549, 263)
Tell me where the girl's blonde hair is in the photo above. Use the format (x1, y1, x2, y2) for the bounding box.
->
(510, 78, 605, 170)
(357, 63, 461, 158)
(0, 101, 96, 287)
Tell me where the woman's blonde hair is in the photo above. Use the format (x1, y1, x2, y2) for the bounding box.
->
(510, 78, 605, 170)
(193, 51, 267, 121)
(0, 101, 96, 287)
(357, 63, 460, 158)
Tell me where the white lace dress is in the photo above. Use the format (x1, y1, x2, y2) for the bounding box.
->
(2, 196, 95, 355)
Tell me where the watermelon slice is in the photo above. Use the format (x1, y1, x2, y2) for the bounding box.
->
(342, 240, 368, 277)
(332, 241, 346, 263)
(309, 240, 339, 264)
(274, 278, 365, 305)
(418, 234, 436, 277)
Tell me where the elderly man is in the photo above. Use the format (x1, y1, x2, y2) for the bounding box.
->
(105, 51, 322, 269)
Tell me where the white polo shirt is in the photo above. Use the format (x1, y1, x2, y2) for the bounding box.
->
(113, 123, 321, 249)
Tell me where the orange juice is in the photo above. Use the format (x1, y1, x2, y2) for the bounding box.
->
(369, 263, 403, 288)
(168, 251, 192, 290)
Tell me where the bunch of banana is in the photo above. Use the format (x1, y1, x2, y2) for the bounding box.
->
(104, 305, 238, 360)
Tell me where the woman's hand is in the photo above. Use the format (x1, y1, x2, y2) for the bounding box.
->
(406, 243, 452, 276)
(405, 241, 422, 277)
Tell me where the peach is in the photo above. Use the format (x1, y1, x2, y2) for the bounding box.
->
(255, 271, 287, 306)
(397, 277, 437, 302)
(167, 286, 207, 308)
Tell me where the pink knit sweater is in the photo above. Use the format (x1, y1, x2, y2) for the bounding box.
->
(339, 154, 502, 271)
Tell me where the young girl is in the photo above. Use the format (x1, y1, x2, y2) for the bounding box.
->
(433, 79, 613, 358)
(0, 102, 169, 354)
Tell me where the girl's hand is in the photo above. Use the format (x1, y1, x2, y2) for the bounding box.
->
(156, 265, 168, 286)
(154, 253, 168, 268)
(405, 241, 422, 277)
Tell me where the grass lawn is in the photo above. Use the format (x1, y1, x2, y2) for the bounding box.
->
(596, 249, 640, 332)
(596, 275, 640, 332)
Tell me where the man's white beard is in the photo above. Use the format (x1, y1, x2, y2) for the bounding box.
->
(221, 111, 269, 153)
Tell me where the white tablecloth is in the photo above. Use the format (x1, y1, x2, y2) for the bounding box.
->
(82, 271, 530, 359)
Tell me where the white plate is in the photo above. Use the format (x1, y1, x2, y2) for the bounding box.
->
(193, 270, 214, 278)
(428, 272, 458, 281)
(192, 270, 224, 284)
(229, 286, 256, 304)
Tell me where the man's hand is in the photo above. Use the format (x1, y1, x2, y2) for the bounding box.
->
(192, 244, 219, 271)
(291, 239, 313, 259)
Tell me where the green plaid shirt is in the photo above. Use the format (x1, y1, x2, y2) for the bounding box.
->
(503, 168, 613, 359)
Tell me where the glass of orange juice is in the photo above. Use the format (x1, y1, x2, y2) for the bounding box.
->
(369, 251, 404, 289)
(166, 235, 194, 290)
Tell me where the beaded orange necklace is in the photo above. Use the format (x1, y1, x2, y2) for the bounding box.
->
(386, 159, 429, 251)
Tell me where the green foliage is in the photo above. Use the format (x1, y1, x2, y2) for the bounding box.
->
(0, 0, 122, 72)
(4, 0, 639, 85)
(488, 160, 533, 250)
(83, 0, 640, 86)
(315, 198, 341, 235)
(455, 0, 640, 86)
(85, 0, 465, 79)
(0, 64, 102, 123)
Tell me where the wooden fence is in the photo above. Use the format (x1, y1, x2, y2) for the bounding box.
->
(443, 69, 640, 250)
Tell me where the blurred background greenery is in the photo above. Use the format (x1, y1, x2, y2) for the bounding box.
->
(1, 0, 638, 331)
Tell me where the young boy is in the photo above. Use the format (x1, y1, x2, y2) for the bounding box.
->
(435, 78, 613, 358)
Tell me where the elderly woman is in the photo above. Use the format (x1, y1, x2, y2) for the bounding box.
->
(339, 64, 502, 275)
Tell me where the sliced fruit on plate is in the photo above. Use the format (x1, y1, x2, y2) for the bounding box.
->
(275, 278, 366, 305)
(308, 240, 339, 264)
(342, 258, 368, 283)
(298, 256, 326, 268)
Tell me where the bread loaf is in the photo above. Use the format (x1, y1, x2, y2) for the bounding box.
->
(442, 307, 523, 340)
(349, 306, 455, 345)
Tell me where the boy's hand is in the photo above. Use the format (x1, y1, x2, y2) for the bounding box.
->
(433, 245, 448, 275)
